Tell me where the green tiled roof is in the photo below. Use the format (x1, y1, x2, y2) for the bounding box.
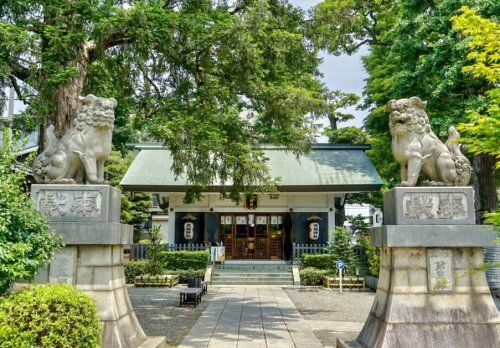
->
(120, 144, 383, 192)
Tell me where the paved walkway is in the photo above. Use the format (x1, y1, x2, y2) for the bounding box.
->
(179, 287, 323, 348)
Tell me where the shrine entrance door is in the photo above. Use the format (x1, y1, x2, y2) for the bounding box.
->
(220, 214, 283, 260)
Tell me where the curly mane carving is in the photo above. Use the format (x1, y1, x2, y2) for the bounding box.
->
(32, 94, 117, 184)
(387, 96, 471, 186)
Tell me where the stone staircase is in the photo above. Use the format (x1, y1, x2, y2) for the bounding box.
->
(211, 262, 294, 286)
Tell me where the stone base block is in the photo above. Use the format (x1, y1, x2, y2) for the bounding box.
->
(355, 247, 500, 347)
(383, 187, 475, 225)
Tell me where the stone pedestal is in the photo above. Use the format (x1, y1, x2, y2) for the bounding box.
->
(31, 185, 165, 348)
(347, 187, 499, 348)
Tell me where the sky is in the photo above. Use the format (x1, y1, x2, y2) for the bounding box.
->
(3, 0, 369, 134)
(289, 0, 368, 130)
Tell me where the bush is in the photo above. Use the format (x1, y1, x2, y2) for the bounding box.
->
(145, 226, 164, 275)
(0, 134, 61, 294)
(301, 254, 337, 270)
(299, 268, 332, 286)
(366, 244, 380, 277)
(0, 284, 101, 347)
(328, 227, 357, 271)
(166, 269, 206, 283)
(124, 260, 149, 283)
(124, 260, 206, 284)
(160, 251, 210, 270)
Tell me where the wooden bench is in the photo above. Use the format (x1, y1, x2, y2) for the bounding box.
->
(134, 274, 179, 288)
(323, 275, 365, 290)
(180, 288, 203, 307)
(187, 278, 208, 296)
(298, 285, 320, 292)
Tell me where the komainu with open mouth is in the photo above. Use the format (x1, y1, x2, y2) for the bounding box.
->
(387, 96, 471, 186)
(32, 94, 117, 184)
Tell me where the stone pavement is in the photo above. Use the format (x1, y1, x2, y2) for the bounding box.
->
(179, 287, 323, 348)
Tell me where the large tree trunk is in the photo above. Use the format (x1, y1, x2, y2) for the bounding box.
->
(473, 153, 497, 223)
(38, 43, 93, 151)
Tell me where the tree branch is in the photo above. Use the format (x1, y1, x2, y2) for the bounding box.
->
(8, 75, 29, 105)
(138, 64, 162, 97)
(342, 39, 371, 54)
(9, 62, 31, 82)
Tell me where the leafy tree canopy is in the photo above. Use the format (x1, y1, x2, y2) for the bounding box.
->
(315, 0, 498, 217)
(453, 7, 500, 165)
(0, 0, 353, 203)
(452, 7, 499, 226)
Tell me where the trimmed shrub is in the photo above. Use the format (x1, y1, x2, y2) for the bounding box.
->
(124, 260, 149, 284)
(301, 254, 337, 270)
(165, 269, 206, 283)
(299, 268, 332, 286)
(160, 251, 210, 270)
(0, 284, 101, 347)
(124, 260, 206, 284)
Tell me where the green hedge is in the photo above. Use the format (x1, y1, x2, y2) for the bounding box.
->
(124, 260, 149, 283)
(0, 284, 101, 347)
(299, 268, 332, 286)
(124, 260, 206, 284)
(167, 269, 206, 283)
(301, 254, 337, 270)
(160, 251, 210, 270)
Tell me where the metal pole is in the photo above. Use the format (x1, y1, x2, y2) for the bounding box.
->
(339, 268, 343, 293)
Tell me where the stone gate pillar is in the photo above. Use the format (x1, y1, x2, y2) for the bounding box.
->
(343, 187, 499, 348)
(31, 184, 165, 348)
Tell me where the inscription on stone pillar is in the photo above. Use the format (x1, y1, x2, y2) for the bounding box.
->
(403, 193, 467, 220)
(49, 247, 77, 285)
(428, 248, 453, 292)
(36, 190, 102, 218)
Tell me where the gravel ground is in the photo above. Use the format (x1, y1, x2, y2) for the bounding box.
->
(285, 288, 375, 347)
(128, 285, 218, 347)
(287, 288, 500, 347)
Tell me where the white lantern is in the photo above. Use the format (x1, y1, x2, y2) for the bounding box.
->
(184, 222, 194, 240)
(309, 222, 320, 240)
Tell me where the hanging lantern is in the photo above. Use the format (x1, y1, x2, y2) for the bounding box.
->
(309, 222, 320, 240)
(184, 222, 195, 240)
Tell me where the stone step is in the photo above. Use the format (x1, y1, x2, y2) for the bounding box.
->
(213, 273, 292, 278)
(214, 265, 292, 271)
(212, 279, 294, 285)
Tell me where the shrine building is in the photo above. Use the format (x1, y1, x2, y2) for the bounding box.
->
(120, 143, 383, 260)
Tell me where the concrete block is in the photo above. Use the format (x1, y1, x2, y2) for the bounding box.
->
(33, 267, 49, 283)
(32, 184, 121, 223)
(454, 270, 471, 293)
(49, 221, 132, 245)
(408, 269, 428, 293)
(49, 247, 77, 285)
(112, 246, 123, 265)
(93, 266, 114, 291)
(79, 246, 113, 266)
(383, 187, 475, 225)
(86, 290, 120, 321)
(371, 225, 495, 247)
(75, 266, 94, 290)
(112, 266, 126, 288)
(471, 247, 485, 268)
(392, 269, 409, 293)
(392, 248, 426, 268)
(380, 248, 391, 267)
(114, 287, 131, 318)
(470, 270, 490, 294)
(454, 248, 473, 269)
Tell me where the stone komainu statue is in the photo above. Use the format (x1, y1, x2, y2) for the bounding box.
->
(32, 94, 117, 184)
(387, 96, 471, 186)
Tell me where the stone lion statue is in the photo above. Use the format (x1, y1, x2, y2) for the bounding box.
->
(387, 96, 471, 186)
(32, 94, 117, 184)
